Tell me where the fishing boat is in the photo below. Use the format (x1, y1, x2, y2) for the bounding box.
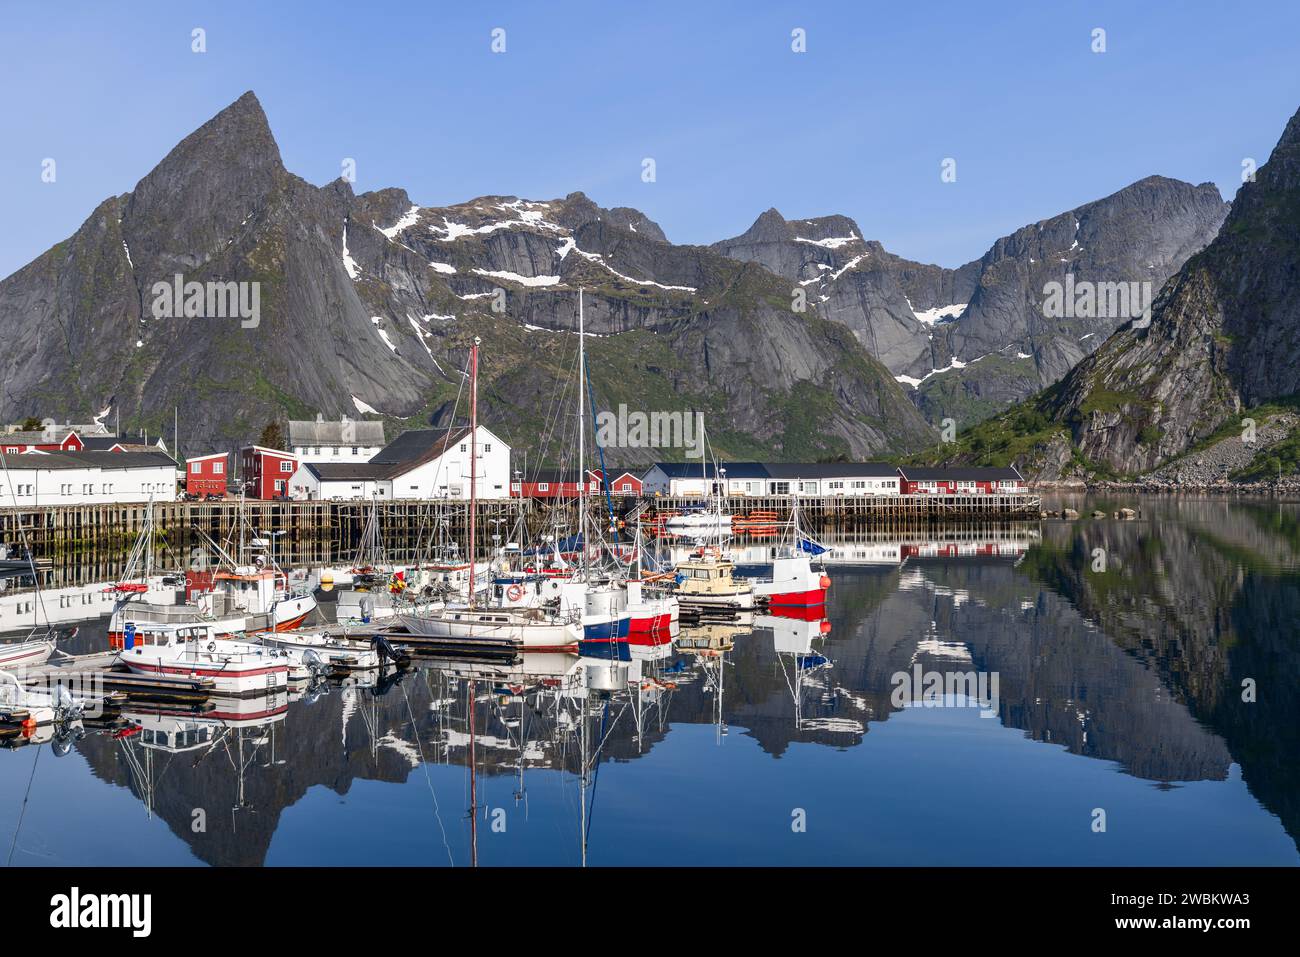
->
(751, 500, 832, 607)
(753, 555, 832, 607)
(671, 545, 754, 611)
(619, 527, 678, 645)
(108, 564, 315, 645)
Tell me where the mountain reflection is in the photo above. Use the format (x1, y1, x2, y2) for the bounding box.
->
(6, 498, 1297, 863)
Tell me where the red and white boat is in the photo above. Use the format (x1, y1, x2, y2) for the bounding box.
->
(120, 637, 290, 696)
(624, 580, 676, 646)
(753, 553, 832, 608)
(751, 501, 831, 608)
(109, 565, 316, 647)
(0, 636, 55, 671)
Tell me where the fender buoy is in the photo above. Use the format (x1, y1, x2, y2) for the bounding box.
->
(506, 584, 525, 602)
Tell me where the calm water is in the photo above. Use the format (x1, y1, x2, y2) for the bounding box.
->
(2, 495, 1298, 866)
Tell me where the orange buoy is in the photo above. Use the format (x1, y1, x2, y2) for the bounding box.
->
(819, 620, 832, 635)
(819, 574, 832, 590)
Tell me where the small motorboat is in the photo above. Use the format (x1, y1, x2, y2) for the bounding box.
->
(119, 637, 291, 696)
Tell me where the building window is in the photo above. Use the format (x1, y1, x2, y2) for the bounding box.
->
(460, 443, 467, 453)
(279, 461, 294, 473)
(213, 461, 224, 474)
(538, 483, 549, 492)
(483, 443, 491, 453)
(351, 446, 359, 455)
(190, 462, 201, 473)
(274, 480, 284, 492)
(620, 483, 631, 492)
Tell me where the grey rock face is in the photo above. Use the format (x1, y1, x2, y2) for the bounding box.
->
(0, 93, 932, 462)
(1048, 105, 1300, 474)
(713, 180, 1228, 426)
(945, 176, 1230, 383)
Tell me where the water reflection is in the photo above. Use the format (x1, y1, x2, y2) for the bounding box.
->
(3, 499, 1298, 865)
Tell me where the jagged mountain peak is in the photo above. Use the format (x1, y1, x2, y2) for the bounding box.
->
(0, 92, 931, 461)
(726, 207, 865, 248)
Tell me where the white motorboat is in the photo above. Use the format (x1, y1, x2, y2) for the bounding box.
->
(253, 628, 382, 670)
(119, 637, 291, 696)
(0, 636, 55, 671)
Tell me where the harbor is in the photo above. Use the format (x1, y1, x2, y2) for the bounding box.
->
(1, 495, 1297, 867)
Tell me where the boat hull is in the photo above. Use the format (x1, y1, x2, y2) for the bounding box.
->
(0, 639, 55, 671)
(396, 611, 581, 652)
(119, 645, 290, 696)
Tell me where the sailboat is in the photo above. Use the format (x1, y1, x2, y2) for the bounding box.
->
(395, 336, 583, 653)
(751, 498, 833, 608)
(0, 449, 60, 669)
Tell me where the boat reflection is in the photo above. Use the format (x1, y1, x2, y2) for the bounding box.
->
(1, 509, 1297, 864)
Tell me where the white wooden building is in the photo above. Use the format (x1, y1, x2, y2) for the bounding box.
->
(0, 450, 179, 506)
(288, 417, 386, 464)
(293, 426, 511, 501)
(641, 461, 902, 497)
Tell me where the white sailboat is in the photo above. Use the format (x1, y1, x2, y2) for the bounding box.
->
(396, 335, 583, 652)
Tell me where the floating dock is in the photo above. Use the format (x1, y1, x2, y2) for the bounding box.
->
(21, 651, 217, 703)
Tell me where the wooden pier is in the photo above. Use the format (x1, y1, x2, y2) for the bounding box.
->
(646, 493, 1041, 530)
(0, 492, 1040, 562)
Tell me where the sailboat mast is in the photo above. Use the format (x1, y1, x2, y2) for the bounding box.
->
(467, 337, 480, 604)
(578, 290, 585, 576)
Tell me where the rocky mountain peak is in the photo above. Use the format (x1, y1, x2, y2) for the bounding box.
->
(1024, 103, 1300, 476)
(122, 91, 286, 270)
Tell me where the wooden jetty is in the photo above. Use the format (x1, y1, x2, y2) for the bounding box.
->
(0, 492, 1040, 564)
(22, 651, 216, 703)
(646, 493, 1041, 531)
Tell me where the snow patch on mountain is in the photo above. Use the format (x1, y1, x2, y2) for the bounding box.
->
(472, 268, 562, 287)
(378, 205, 421, 239)
(911, 303, 967, 326)
(795, 232, 859, 249)
(342, 225, 360, 280)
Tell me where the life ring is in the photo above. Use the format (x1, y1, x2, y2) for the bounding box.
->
(506, 584, 525, 602)
(207, 641, 216, 652)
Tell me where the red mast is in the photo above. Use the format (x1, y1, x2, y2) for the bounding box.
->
(467, 336, 480, 605)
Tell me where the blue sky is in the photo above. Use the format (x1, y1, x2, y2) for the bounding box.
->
(2, 1, 1298, 278)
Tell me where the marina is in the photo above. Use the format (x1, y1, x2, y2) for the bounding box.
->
(0, 495, 1297, 866)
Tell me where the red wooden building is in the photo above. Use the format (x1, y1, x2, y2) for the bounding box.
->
(240, 445, 299, 499)
(511, 468, 603, 499)
(185, 452, 230, 498)
(606, 470, 643, 496)
(0, 428, 84, 454)
(896, 466, 1025, 495)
